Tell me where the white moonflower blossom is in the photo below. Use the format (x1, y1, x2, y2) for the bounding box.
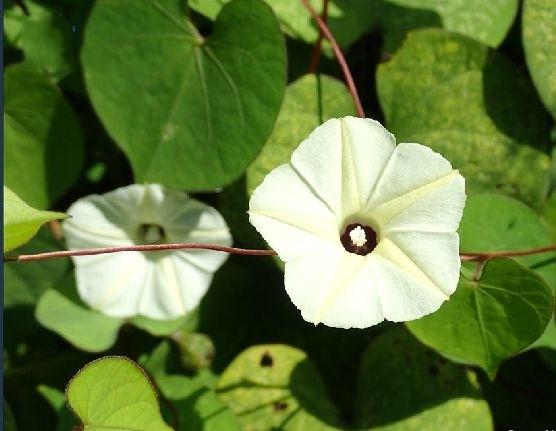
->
(249, 117, 466, 329)
(62, 184, 232, 320)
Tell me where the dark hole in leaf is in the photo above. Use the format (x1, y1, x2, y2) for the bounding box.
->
(260, 351, 273, 367)
(273, 401, 288, 411)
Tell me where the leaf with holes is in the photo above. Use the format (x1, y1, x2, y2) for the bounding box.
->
(4, 187, 66, 252)
(82, 0, 285, 190)
(216, 344, 342, 430)
(66, 356, 172, 431)
(355, 328, 492, 431)
(523, 0, 556, 119)
(407, 258, 554, 378)
(377, 29, 551, 207)
(4, 64, 84, 209)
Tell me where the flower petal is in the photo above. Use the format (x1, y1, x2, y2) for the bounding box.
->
(374, 171, 465, 234)
(366, 142, 454, 210)
(73, 252, 148, 317)
(284, 248, 384, 329)
(387, 231, 460, 296)
(371, 239, 449, 321)
(290, 117, 395, 217)
(249, 164, 339, 261)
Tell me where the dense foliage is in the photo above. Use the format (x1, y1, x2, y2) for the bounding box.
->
(3, 0, 556, 430)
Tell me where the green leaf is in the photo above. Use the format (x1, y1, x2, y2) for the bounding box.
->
(407, 258, 555, 378)
(543, 190, 556, 241)
(37, 385, 77, 431)
(4, 64, 85, 209)
(82, 0, 286, 190)
(3, 187, 66, 252)
(373, 0, 517, 52)
(189, 0, 374, 51)
(377, 29, 551, 207)
(141, 341, 241, 431)
(130, 314, 194, 337)
(355, 328, 492, 431)
(216, 344, 342, 430)
(459, 193, 556, 290)
(246, 74, 355, 195)
(3, 0, 77, 80)
(66, 356, 173, 431)
(35, 275, 123, 353)
(523, 0, 556, 119)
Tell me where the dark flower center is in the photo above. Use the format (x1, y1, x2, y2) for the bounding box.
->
(137, 223, 166, 244)
(340, 223, 378, 256)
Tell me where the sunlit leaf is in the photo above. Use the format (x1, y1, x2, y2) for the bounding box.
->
(217, 344, 342, 430)
(3, 187, 66, 252)
(377, 29, 551, 207)
(67, 356, 172, 431)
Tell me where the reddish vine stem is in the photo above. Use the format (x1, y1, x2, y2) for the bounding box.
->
(5, 243, 556, 263)
(300, 0, 365, 117)
(459, 245, 556, 262)
(307, 0, 330, 73)
(5, 243, 277, 262)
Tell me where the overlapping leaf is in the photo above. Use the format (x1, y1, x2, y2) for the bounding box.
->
(377, 29, 551, 207)
(82, 0, 286, 190)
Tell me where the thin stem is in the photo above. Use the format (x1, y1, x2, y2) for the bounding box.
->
(5, 243, 556, 264)
(307, 0, 330, 73)
(459, 245, 556, 262)
(300, 0, 365, 117)
(5, 243, 277, 262)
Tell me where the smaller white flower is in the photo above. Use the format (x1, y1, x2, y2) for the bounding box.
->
(62, 184, 232, 320)
(249, 117, 466, 329)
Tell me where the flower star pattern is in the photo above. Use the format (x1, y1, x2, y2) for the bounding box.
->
(63, 184, 232, 320)
(249, 117, 466, 329)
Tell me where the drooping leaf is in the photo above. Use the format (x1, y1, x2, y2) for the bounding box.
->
(459, 193, 556, 290)
(355, 328, 492, 430)
(3, 187, 66, 252)
(189, 0, 374, 51)
(66, 356, 173, 431)
(82, 0, 286, 190)
(246, 74, 355, 195)
(407, 258, 554, 378)
(377, 29, 551, 207)
(3, 0, 77, 80)
(373, 0, 518, 52)
(35, 275, 123, 353)
(523, 0, 556, 119)
(216, 344, 342, 430)
(4, 64, 85, 209)
(141, 341, 241, 431)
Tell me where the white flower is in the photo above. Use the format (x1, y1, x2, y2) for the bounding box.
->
(249, 117, 466, 329)
(62, 184, 232, 320)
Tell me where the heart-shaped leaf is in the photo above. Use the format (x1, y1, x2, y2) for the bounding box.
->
(66, 356, 172, 431)
(216, 344, 342, 430)
(4, 64, 84, 209)
(3, 187, 66, 252)
(82, 0, 285, 190)
(407, 258, 554, 378)
(377, 29, 551, 207)
(355, 328, 492, 430)
(523, 0, 556, 119)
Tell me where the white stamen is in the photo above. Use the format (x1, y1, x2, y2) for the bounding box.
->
(349, 226, 367, 247)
